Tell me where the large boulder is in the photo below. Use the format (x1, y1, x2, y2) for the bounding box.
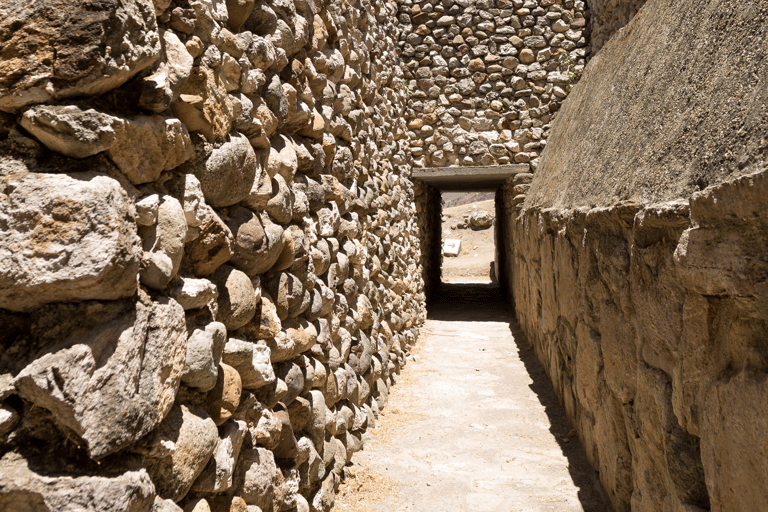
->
(0, 0, 161, 112)
(0, 171, 140, 312)
(14, 296, 187, 459)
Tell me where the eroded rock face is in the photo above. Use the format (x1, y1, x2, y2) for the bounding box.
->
(14, 296, 187, 459)
(0, 0, 161, 112)
(0, 171, 140, 312)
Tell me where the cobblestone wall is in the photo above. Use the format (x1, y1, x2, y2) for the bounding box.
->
(0, 0, 426, 510)
(397, 0, 590, 170)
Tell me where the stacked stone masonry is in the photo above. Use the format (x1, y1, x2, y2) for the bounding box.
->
(398, 0, 590, 169)
(0, 0, 427, 511)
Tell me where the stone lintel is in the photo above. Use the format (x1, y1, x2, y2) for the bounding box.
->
(412, 164, 530, 191)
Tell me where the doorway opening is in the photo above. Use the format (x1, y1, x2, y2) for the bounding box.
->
(412, 164, 527, 305)
(440, 190, 497, 284)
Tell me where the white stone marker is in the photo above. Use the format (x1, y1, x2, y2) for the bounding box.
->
(443, 239, 461, 257)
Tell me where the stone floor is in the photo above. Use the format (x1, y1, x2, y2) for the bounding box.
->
(334, 281, 611, 512)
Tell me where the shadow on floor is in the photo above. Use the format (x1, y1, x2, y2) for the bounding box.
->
(427, 282, 613, 512)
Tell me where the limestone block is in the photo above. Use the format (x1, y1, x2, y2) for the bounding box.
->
(134, 404, 218, 502)
(222, 338, 276, 389)
(182, 321, 227, 392)
(0, 455, 155, 512)
(0, 172, 140, 312)
(14, 297, 187, 459)
(19, 105, 119, 158)
(192, 419, 248, 493)
(168, 276, 219, 310)
(108, 116, 196, 185)
(0, 0, 160, 112)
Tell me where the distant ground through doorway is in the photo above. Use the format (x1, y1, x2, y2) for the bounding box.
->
(441, 197, 497, 283)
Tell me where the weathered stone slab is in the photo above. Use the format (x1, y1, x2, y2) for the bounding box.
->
(0, 172, 140, 312)
(14, 296, 187, 459)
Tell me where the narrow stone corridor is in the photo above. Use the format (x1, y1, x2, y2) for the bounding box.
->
(334, 283, 610, 512)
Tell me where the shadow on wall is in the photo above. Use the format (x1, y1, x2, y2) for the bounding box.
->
(427, 282, 612, 511)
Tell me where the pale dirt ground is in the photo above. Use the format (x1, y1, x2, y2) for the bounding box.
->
(333, 198, 611, 512)
(441, 199, 497, 283)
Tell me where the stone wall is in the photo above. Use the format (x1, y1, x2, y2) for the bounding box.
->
(506, 0, 768, 510)
(0, 0, 427, 511)
(396, 0, 590, 170)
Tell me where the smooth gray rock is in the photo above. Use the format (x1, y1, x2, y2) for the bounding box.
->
(182, 321, 227, 392)
(0, 0, 161, 112)
(0, 172, 140, 312)
(14, 296, 187, 459)
(133, 404, 218, 503)
(222, 338, 276, 389)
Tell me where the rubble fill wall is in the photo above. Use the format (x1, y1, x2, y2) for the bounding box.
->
(507, 0, 768, 511)
(0, 0, 427, 510)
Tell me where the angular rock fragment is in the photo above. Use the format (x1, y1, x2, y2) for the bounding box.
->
(192, 419, 247, 493)
(222, 338, 276, 389)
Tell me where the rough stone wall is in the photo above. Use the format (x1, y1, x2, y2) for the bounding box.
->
(396, 0, 590, 170)
(0, 0, 427, 510)
(507, 0, 768, 511)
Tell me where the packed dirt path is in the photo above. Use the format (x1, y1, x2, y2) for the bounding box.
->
(335, 282, 611, 512)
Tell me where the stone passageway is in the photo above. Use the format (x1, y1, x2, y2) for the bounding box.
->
(334, 283, 610, 512)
